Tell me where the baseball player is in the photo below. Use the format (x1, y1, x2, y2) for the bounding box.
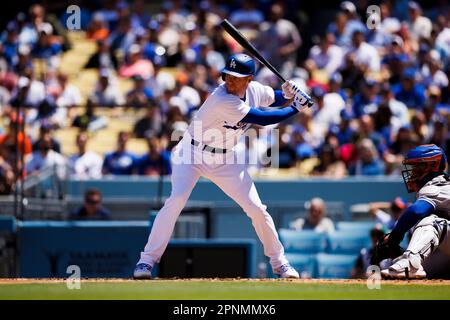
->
(133, 53, 313, 279)
(372, 144, 450, 279)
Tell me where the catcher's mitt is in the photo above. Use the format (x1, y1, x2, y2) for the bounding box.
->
(370, 234, 404, 266)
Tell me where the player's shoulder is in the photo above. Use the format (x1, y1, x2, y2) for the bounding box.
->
(418, 175, 450, 198)
(210, 84, 240, 102)
(248, 81, 274, 95)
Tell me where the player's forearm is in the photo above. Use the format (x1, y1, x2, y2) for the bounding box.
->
(241, 106, 298, 126)
(389, 200, 434, 245)
(269, 90, 290, 107)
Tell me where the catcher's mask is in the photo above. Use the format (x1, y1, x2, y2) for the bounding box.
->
(402, 144, 447, 193)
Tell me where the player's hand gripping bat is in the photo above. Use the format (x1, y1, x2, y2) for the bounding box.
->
(220, 19, 314, 109)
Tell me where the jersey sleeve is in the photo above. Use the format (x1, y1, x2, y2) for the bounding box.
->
(218, 95, 251, 124)
(251, 81, 275, 107)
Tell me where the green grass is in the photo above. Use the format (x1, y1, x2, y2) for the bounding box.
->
(1, 280, 450, 300)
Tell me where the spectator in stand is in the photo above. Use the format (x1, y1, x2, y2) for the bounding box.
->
(378, 82, 409, 134)
(346, 29, 381, 74)
(102, 131, 138, 175)
(421, 51, 448, 90)
(84, 39, 119, 71)
(406, 1, 433, 42)
(257, 3, 301, 78)
(352, 78, 381, 118)
(69, 188, 111, 220)
(125, 74, 154, 109)
(145, 54, 175, 99)
(69, 131, 103, 180)
(72, 98, 108, 132)
(291, 127, 314, 163)
(289, 197, 335, 234)
(86, 14, 110, 42)
(311, 143, 347, 178)
(137, 136, 171, 176)
(26, 132, 67, 178)
(369, 196, 409, 231)
(119, 44, 154, 79)
(339, 1, 366, 48)
(357, 114, 387, 157)
(305, 33, 344, 78)
(311, 86, 345, 137)
(32, 124, 61, 153)
(108, 16, 136, 56)
(329, 109, 357, 146)
(0, 144, 15, 195)
(328, 72, 348, 102)
(30, 23, 62, 70)
(230, 0, 264, 32)
(392, 67, 426, 110)
(381, 35, 410, 85)
(133, 103, 162, 139)
(349, 138, 385, 176)
(89, 69, 125, 107)
(10, 75, 46, 113)
(0, 113, 32, 160)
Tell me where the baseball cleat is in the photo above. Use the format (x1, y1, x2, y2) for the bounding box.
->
(381, 258, 427, 279)
(273, 263, 300, 279)
(133, 263, 153, 279)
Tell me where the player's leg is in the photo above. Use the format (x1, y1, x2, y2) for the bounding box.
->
(135, 160, 201, 276)
(382, 215, 450, 279)
(207, 164, 297, 278)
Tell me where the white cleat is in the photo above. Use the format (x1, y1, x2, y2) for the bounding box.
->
(133, 263, 153, 279)
(381, 256, 426, 279)
(273, 263, 300, 279)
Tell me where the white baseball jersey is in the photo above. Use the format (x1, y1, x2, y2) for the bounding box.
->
(417, 175, 450, 220)
(187, 81, 275, 150)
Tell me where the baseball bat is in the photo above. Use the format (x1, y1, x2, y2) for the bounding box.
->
(220, 19, 313, 108)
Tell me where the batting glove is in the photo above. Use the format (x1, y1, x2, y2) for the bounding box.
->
(291, 90, 314, 111)
(281, 80, 298, 99)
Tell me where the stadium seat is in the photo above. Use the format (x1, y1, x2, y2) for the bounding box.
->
(278, 229, 327, 254)
(326, 230, 371, 254)
(336, 221, 378, 235)
(286, 253, 317, 278)
(316, 253, 358, 279)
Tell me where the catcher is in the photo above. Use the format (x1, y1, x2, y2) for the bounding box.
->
(371, 144, 450, 279)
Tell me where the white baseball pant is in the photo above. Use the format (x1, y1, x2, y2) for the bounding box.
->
(138, 136, 289, 270)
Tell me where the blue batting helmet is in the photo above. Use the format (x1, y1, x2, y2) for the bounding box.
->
(402, 144, 447, 193)
(221, 53, 256, 79)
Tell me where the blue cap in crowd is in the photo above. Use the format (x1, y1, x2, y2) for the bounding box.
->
(311, 86, 325, 99)
(403, 68, 416, 79)
(340, 109, 353, 121)
(329, 73, 342, 83)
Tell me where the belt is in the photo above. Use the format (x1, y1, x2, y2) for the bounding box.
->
(191, 139, 227, 154)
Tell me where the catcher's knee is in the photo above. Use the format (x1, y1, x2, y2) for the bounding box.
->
(407, 215, 443, 258)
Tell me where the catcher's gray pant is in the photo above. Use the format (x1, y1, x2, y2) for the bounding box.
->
(401, 214, 450, 272)
(137, 137, 289, 269)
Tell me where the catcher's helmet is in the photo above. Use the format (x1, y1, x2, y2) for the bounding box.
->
(402, 144, 447, 193)
(221, 53, 255, 79)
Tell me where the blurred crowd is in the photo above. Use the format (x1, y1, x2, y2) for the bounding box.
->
(0, 0, 449, 195)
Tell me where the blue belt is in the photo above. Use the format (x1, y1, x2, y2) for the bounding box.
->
(191, 139, 227, 154)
